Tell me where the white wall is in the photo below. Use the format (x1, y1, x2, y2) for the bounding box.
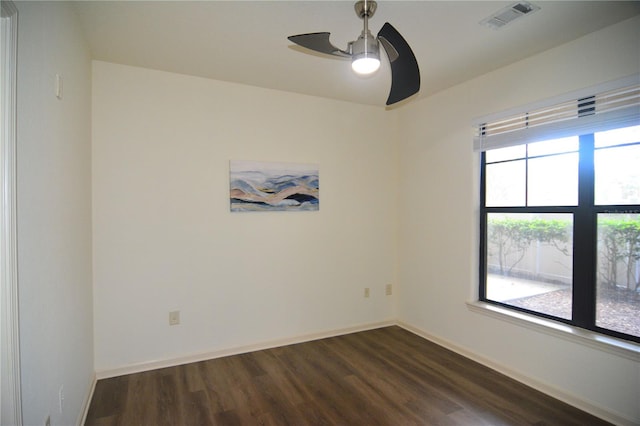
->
(398, 16, 640, 424)
(92, 61, 398, 373)
(15, 1, 94, 425)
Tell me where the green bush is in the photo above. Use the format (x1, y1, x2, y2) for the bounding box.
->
(487, 215, 640, 291)
(598, 217, 640, 291)
(487, 218, 570, 276)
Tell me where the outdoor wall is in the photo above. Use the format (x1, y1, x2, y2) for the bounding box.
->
(15, 2, 94, 425)
(397, 16, 640, 424)
(91, 61, 398, 374)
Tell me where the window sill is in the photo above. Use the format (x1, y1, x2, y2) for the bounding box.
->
(466, 301, 640, 362)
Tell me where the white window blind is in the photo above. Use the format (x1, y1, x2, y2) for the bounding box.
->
(473, 75, 640, 152)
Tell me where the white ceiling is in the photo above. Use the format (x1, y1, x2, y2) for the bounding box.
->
(73, 1, 640, 107)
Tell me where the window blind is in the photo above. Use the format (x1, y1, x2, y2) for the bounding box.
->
(473, 75, 640, 152)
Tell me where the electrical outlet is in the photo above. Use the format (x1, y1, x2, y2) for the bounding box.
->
(364, 288, 370, 298)
(169, 310, 180, 325)
(45, 415, 51, 426)
(385, 284, 393, 296)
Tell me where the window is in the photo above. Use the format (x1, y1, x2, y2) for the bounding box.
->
(477, 79, 640, 344)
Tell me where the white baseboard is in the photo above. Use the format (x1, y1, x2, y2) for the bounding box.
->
(397, 320, 636, 426)
(95, 320, 395, 380)
(77, 373, 97, 426)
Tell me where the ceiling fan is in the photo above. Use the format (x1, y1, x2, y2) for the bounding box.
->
(287, 0, 420, 106)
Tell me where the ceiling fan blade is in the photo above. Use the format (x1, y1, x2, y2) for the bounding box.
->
(378, 36, 398, 63)
(287, 33, 351, 58)
(377, 23, 420, 105)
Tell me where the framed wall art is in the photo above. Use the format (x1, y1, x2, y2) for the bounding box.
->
(229, 160, 319, 212)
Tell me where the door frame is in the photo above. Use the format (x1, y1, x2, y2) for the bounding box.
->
(1, 1, 22, 424)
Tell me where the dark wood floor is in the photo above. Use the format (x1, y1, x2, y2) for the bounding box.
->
(85, 326, 610, 425)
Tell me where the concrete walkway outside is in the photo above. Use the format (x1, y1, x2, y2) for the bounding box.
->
(486, 274, 569, 302)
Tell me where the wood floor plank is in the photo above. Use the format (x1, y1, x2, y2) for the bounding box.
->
(352, 329, 537, 423)
(324, 333, 463, 417)
(120, 371, 157, 426)
(85, 375, 128, 421)
(198, 360, 237, 414)
(85, 326, 612, 425)
(249, 350, 308, 406)
(212, 409, 242, 426)
(273, 345, 369, 425)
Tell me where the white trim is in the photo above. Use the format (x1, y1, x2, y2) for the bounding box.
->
(0, 2, 22, 425)
(397, 320, 637, 426)
(77, 374, 97, 426)
(95, 320, 395, 379)
(466, 301, 640, 362)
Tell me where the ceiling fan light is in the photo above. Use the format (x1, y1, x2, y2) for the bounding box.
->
(352, 56, 380, 75)
(350, 29, 380, 75)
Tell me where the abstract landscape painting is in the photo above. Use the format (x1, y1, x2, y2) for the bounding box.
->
(229, 161, 319, 212)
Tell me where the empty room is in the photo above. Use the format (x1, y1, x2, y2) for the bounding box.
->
(1, 1, 639, 425)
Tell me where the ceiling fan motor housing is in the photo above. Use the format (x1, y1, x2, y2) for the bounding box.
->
(350, 29, 379, 61)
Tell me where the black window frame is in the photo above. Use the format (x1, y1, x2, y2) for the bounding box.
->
(480, 130, 640, 344)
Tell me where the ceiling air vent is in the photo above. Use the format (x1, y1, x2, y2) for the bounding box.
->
(480, 1, 541, 30)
